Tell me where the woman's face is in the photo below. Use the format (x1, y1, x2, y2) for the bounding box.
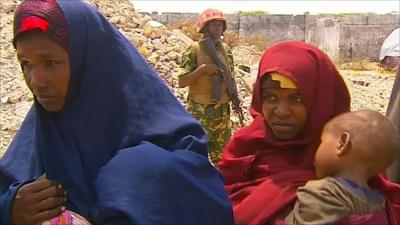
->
(16, 30, 70, 112)
(206, 20, 224, 40)
(261, 76, 307, 140)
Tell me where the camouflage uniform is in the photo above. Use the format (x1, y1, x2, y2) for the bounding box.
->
(177, 43, 234, 164)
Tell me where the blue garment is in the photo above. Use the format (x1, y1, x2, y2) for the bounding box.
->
(0, 1, 233, 224)
(335, 177, 385, 204)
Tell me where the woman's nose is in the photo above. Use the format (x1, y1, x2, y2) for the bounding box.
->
(28, 67, 47, 90)
(274, 102, 290, 118)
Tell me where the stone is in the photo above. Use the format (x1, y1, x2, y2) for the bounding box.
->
(1, 96, 10, 103)
(167, 51, 178, 61)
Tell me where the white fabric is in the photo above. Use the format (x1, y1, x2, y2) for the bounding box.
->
(379, 28, 400, 60)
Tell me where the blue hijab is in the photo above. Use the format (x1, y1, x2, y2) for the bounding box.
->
(0, 0, 233, 224)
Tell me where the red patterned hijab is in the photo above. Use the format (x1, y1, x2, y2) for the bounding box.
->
(13, 0, 68, 49)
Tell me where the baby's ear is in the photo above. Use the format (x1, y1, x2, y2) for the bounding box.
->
(337, 132, 351, 156)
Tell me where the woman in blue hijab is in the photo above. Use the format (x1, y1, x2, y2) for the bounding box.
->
(0, 0, 233, 224)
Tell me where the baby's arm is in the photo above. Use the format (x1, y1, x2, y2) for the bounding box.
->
(285, 177, 386, 225)
(285, 179, 351, 225)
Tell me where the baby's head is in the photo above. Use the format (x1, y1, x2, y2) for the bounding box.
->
(314, 109, 399, 179)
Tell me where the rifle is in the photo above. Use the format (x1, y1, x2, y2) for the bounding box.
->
(200, 33, 244, 126)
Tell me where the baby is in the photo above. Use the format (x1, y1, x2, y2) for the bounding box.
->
(286, 109, 399, 225)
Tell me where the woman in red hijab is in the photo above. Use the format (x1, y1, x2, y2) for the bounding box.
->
(218, 41, 400, 225)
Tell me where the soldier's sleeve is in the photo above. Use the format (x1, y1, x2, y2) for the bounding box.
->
(177, 45, 197, 78)
(285, 179, 351, 225)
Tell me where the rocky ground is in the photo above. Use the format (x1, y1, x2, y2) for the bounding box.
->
(0, 0, 396, 156)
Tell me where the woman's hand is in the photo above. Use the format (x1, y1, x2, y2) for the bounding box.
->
(11, 174, 66, 225)
(200, 64, 222, 76)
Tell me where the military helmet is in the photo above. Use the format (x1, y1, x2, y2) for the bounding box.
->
(197, 8, 227, 33)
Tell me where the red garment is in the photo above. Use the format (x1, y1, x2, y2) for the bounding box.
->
(369, 174, 400, 224)
(218, 41, 400, 225)
(336, 209, 388, 225)
(21, 16, 49, 33)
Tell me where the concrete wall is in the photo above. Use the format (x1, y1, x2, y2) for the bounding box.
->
(336, 14, 399, 60)
(308, 14, 399, 60)
(149, 12, 240, 32)
(339, 25, 398, 60)
(305, 16, 341, 60)
(238, 14, 305, 44)
(147, 12, 400, 61)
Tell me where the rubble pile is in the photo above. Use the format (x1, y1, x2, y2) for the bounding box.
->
(0, 0, 396, 156)
(341, 71, 395, 113)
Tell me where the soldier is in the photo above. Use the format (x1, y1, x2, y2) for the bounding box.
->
(178, 8, 238, 164)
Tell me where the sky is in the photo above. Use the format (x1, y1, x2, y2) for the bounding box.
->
(131, 1, 400, 14)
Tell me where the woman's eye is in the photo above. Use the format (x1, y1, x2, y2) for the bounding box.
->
(290, 95, 303, 103)
(46, 60, 58, 66)
(20, 61, 33, 71)
(263, 94, 277, 102)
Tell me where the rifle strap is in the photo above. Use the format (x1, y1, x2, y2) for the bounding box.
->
(188, 42, 230, 104)
(193, 41, 232, 76)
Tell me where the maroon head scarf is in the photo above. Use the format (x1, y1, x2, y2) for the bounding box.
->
(13, 0, 68, 49)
